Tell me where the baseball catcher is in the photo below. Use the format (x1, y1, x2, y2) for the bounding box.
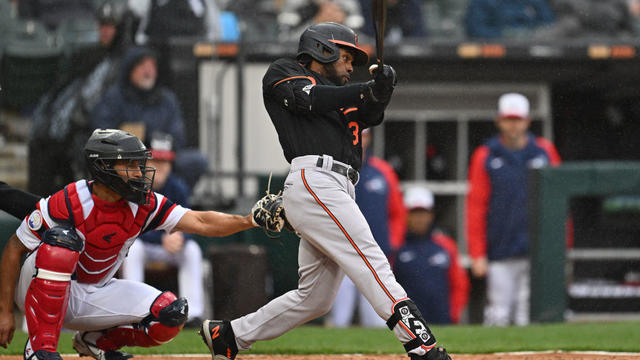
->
(0, 129, 260, 360)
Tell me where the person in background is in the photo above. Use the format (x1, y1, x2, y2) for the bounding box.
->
(91, 45, 207, 190)
(394, 186, 469, 324)
(277, 0, 364, 41)
(18, 0, 95, 31)
(129, 0, 222, 45)
(329, 128, 407, 328)
(464, 0, 554, 39)
(121, 132, 206, 328)
(466, 92, 561, 326)
(27, 0, 134, 197)
(358, 0, 427, 43)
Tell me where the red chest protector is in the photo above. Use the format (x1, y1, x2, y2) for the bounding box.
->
(48, 181, 157, 283)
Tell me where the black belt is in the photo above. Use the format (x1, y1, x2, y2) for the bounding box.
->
(316, 158, 359, 185)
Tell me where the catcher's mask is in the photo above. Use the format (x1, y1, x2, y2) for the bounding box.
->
(84, 128, 155, 205)
(297, 22, 368, 66)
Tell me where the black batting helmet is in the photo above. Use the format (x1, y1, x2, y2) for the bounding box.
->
(297, 22, 368, 66)
(84, 129, 155, 205)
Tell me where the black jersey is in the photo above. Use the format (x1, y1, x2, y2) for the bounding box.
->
(262, 58, 389, 170)
(0, 181, 39, 219)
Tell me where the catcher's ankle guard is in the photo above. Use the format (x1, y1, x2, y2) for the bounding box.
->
(386, 299, 436, 353)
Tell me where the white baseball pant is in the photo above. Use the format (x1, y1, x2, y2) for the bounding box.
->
(231, 155, 413, 350)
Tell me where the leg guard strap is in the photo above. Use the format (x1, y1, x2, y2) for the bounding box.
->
(386, 299, 436, 352)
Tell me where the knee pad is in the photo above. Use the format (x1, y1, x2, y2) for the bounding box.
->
(25, 227, 81, 353)
(95, 292, 188, 350)
(386, 299, 436, 353)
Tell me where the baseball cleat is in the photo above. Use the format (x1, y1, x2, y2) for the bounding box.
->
(410, 346, 452, 360)
(23, 340, 62, 360)
(73, 332, 133, 360)
(199, 319, 238, 360)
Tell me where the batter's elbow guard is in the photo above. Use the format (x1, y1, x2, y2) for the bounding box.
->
(386, 299, 437, 353)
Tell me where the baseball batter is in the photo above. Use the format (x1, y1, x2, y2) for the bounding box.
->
(0, 129, 259, 360)
(200, 22, 451, 360)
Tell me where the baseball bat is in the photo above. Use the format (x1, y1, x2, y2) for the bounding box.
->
(371, 0, 387, 68)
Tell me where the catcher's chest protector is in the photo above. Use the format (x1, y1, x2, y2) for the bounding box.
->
(49, 181, 154, 284)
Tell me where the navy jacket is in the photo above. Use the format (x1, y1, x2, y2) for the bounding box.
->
(393, 229, 469, 324)
(466, 133, 561, 261)
(91, 47, 186, 149)
(355, 153, 406, 257)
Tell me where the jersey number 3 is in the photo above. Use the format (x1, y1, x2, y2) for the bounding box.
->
(349, 121, 359, 145)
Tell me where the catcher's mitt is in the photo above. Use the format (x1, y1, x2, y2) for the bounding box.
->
(251, 174, 294, 233)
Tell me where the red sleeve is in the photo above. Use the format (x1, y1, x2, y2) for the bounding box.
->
(370, 157, 408, 251)
(433, 232, 470, 324)
(535, 137, 562, 166)
(466, 146, 491, 259)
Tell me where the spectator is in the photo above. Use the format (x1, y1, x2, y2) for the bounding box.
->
(129, 0, 222, 44)
(535, 0, 634, 39)
(466, 93, 561, 326)
(277, 0, 364, 41)
(27, 0, 134, 197)
(18, 0, 95, 31)
(359, 0, 426, 43)
(330, 128, 407, 328)
(121, 132, 206, 328)
(464, 0, 554, 39)
(91, 45, 207, 190)
(394, 186, 469, 324)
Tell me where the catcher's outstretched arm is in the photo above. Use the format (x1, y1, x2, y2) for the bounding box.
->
(174, 210, 256, 238)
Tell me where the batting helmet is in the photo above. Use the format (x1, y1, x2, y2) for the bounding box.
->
(297, 22, 368, 66)
(84, 129, 155, 205)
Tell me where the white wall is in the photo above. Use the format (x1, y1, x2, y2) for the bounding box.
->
(198, 61, 290, 199)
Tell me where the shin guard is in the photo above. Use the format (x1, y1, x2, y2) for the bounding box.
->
(24, 231, 81, 353)
(94, 292, 188, 350)
(386, 299, 437, 356)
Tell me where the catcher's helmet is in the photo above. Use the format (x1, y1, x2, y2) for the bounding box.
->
(84, 129, 155, 205)
(297, 22, 368, 66)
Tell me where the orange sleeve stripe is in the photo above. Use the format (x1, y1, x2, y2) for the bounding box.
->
(343, 107, 358, 115)
(273, 76, 316, 87)
(301, 169, 396, 303)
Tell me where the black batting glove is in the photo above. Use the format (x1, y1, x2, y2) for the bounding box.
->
(366, 64, 397, 103)
(372, 64, 397, 88)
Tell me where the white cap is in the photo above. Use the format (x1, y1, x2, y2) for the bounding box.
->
(404, 187, 434, 210)
(498, 93, 529, 119)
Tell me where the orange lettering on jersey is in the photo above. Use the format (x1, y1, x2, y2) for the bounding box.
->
(348, 121, 359, 145)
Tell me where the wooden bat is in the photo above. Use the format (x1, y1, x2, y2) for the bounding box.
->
(371, 0, 387, 68)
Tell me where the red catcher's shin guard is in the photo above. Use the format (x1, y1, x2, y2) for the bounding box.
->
(95, 292, 186, 350)
(24, 243, 80, 353)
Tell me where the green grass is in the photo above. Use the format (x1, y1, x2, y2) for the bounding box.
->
(3, 322, 640, 355)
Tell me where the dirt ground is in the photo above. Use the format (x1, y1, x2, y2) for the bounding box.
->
(4, 353, 640, 360)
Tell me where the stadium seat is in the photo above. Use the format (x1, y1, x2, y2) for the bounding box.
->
(1, 19, 62, 111)
(56, 17, 99, 53)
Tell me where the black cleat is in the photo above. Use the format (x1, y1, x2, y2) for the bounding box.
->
(410, 347, 452, 360)
(199, 319, 238, 360)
